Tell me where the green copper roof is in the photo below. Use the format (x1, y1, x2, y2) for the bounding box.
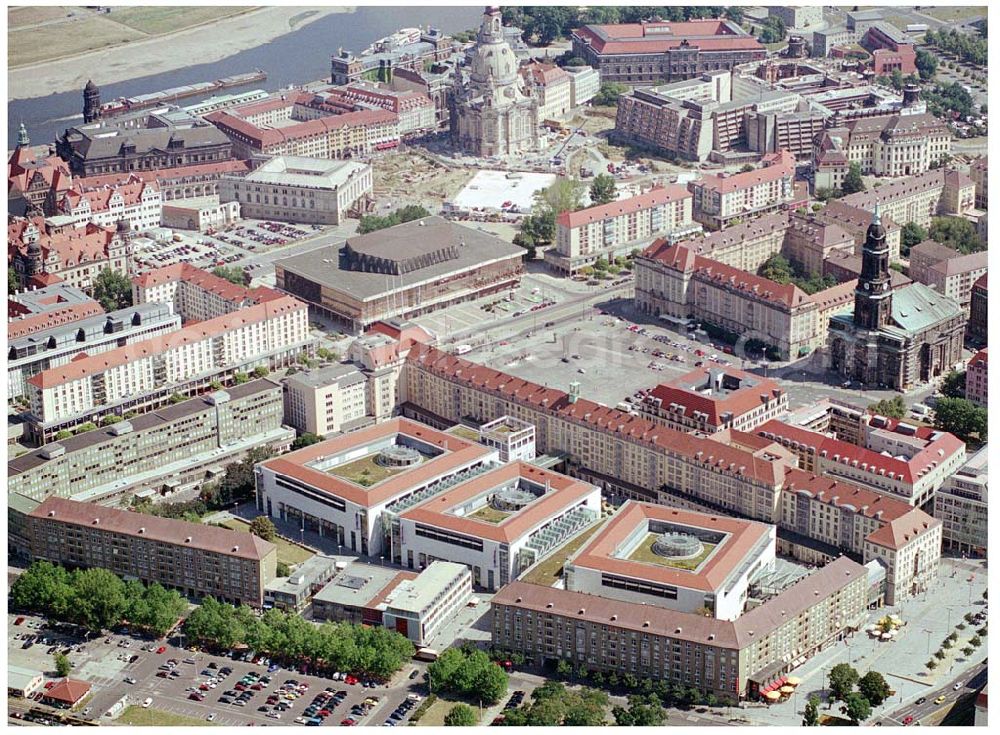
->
(889, 282, 962, 335)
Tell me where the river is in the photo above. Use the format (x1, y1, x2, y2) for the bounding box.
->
(7, 6, 483, 148)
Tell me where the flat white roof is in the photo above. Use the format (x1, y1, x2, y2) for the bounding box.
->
(449, 169, 557, 213)
(384, 561, 469, 614)
(246, 155, 369, 189)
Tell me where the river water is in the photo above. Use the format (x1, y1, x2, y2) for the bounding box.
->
(8, 6, 483, 148)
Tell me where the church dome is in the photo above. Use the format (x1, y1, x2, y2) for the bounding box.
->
(468, 6, 519, 86)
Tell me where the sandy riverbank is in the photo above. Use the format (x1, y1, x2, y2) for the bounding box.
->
(8, 6, 352, 101)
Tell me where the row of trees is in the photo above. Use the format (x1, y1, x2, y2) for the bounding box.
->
(11, 561, 187, 636)
(357, 204, 432, 235)
(427, 645, 509, 705)
(184, 597, 414, 680)
(923, 82, 977, 120)
(499, 680, 611, 726)
(929, 216, 984, 254)
(804, 664, 891, 725)
(924, 28, 987, 68)
(926, 627, 984, 671)
(933, 397, 988, 443)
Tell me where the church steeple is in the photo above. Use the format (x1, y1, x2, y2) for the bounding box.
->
(16, 122, 30, 148)
(853, 203, 893, 331)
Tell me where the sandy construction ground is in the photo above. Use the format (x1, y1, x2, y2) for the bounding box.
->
(8, 6, 349, 100)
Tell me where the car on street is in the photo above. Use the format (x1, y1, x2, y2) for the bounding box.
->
(206, 714, 216, 722)
(124, 677, 136, 685)
(915, 697, 926, 705)
(935, 695, 947, 705)
(902, 716, 914, 725)
(954, 682, 964, 690)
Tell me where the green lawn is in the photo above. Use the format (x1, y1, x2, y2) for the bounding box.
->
(416, 696, 484, 727)
(108, 6, 254, 35)
(327, 453, 405, 487)
(218, 518, 314, 566)
(920, 7, 986, 23)
(117, 706, 214, 727)
(468, 506, 511, 524)
(627, 533, 715, 571)
(520, 521, 605, 586)
(447, 425, 481, 442)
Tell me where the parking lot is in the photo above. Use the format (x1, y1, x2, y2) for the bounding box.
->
(8, 612, 431, 727)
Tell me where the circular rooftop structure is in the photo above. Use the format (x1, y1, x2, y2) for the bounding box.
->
(490, 486, 535, 512)
(376, 445, 423, 469)
(651, 532, 704, 560)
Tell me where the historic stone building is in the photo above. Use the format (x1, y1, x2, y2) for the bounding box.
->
(828, 206, 965, 390)
(449, 7, 539, 157)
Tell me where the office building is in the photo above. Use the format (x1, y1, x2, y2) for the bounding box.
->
(392, 462, 601, 590)
(636, 366, 788, 435)
(8, 283, 103, 341)
(160, 195, 241, 232)
(330, 26, 453, 85)
(634, 240, 819, 360)
(965, 349, 987, 409)
(828, 208, 966, 391)
(547, 185, 694, 274)
(219, 155, 372, 225)
(132, 262, 278, 322)
(478, 416, 536, 463)
(564, 66, 600, 108)
(55, 122, 232, 177)
(56, 174, 162, 233)
(312, 564, 418, 625)
(381, 561, 473, 646)
(690, 151, 796, 230)
(24, 294, 309, 441)
(768, 6, 823, 29)
(7, 380, 292, 507)
(933, 446, 987, 557)
(275, 216, 524, 333)
(566, 502, 775, 621)
(9, 216, 133, 293)
(492, 555, 867, 701)
(263, 554, 339, 611)
(22, 496, 277, 606)
(908, 241, 988, 313)
(571, 18, 765, 84)
(283, 363, 372, 437)
(8, 302, 180, 402)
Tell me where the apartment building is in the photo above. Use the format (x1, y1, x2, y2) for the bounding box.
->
(546, 185, 694, 274)
(25, 295, 310, 442)
(690, 151, 796, 230)
(7, 380, 292, 507)
(745, 109, 826, 159)
(322, 83, 436, 136)
(8, 283, 104, 342)
(755, 417, 966, 508)
(566, 502, 776, 621)
(965, 349, 987, 409)
(677, 212, 788, 274)
(967, 274, 987, 343)
(970, 156, 987, 209)
(9, 216, 133, 293)
(346, 320, 434, 423)
(908, 241, 988, 312)
(637, 366, 787, 435)
(256, 418, 498, 558)
(844, 168, 975, 231)
(283, 363, 371, 437)
(492, 555, 867, 701)
(391, 462, 602, 591)
(564, 66, 600, 108)
(572, 19, 765, 85)
(811, 200, 903, 263)
(521, 62, 572, 122)
(56, 174, 161, 233)
(8, 302, 180, 402)
(782, 212, 855, 276)
(219, 155, 372, 225)
(22, 496, 277, 606)
(933, 446, 987, 557)
(206, 97, 399, 160)
(634, 241, 819, 360)
(132, 262, 270, 322)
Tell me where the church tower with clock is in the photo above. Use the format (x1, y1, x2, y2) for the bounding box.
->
(852, 203, 894, 330)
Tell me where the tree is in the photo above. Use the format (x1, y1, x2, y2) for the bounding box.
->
(828, 663, 859, 702)
(555, 659, 573, 678)
(54, 652, 71, 677)
(444, 703, 477, 726)
(428, 648, 508, 705)
(759, 254, 793, 284)
(589, 173, 617, 205)
(233, 371, 249, 385)
(593, 82, 628, 106)
(971, 635, 982, 647)
(758, 15, 786, 44)
(537, 178, 585, 215)
(292, 432, 323, 450)
(842, 692, 871, 724)
(930, 216, 984, 254)
(858, 672, 891, 707)
(869, 395, 906, 419)
(900, 222, 927, 255)
(249, 516, 277, 542)
(725, 6, 744, 24)
(213, 266, 245, 285)
(68, 567, 128, 631)
(933, 397, 987, 442)
(358, 205, 432, 234)
(9, 266, 20, 294)
(276, 561, 291, 577)
(169, 392, 185, 404)
(935, 649, 946, 660)
(941, 370, 967, 399)
(962, 646, 975, 657)
(803, 694, 820, 726)
(915, 48, 939, 81)
(841, 162, 866, 195)
(93, 268, 133, 312)
(250, 365, 269, 378)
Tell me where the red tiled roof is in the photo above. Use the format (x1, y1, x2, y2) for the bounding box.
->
(571, 501, 772, 592)
(207, 107, 397, 150)
(27, 295, 305, 390)
(692, 151, 794, 195)
(645, 366, 784, 426)
(556, 184, 690, 229)
(62, 174, 158, 213)
(400, 462, 597, 544)
(133, 262, 251, 303)
(8, 301, 104, 340)
(782, 467, 913, 522)
(42, 678, 91, 704)
(406, 344, 788, 488)
(8, 217, 116, 269)
(74, 160, 251, 191)
(642, 242, 810, 309)
(574, 20, 764, 56)
(865, 508, 940, 550)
